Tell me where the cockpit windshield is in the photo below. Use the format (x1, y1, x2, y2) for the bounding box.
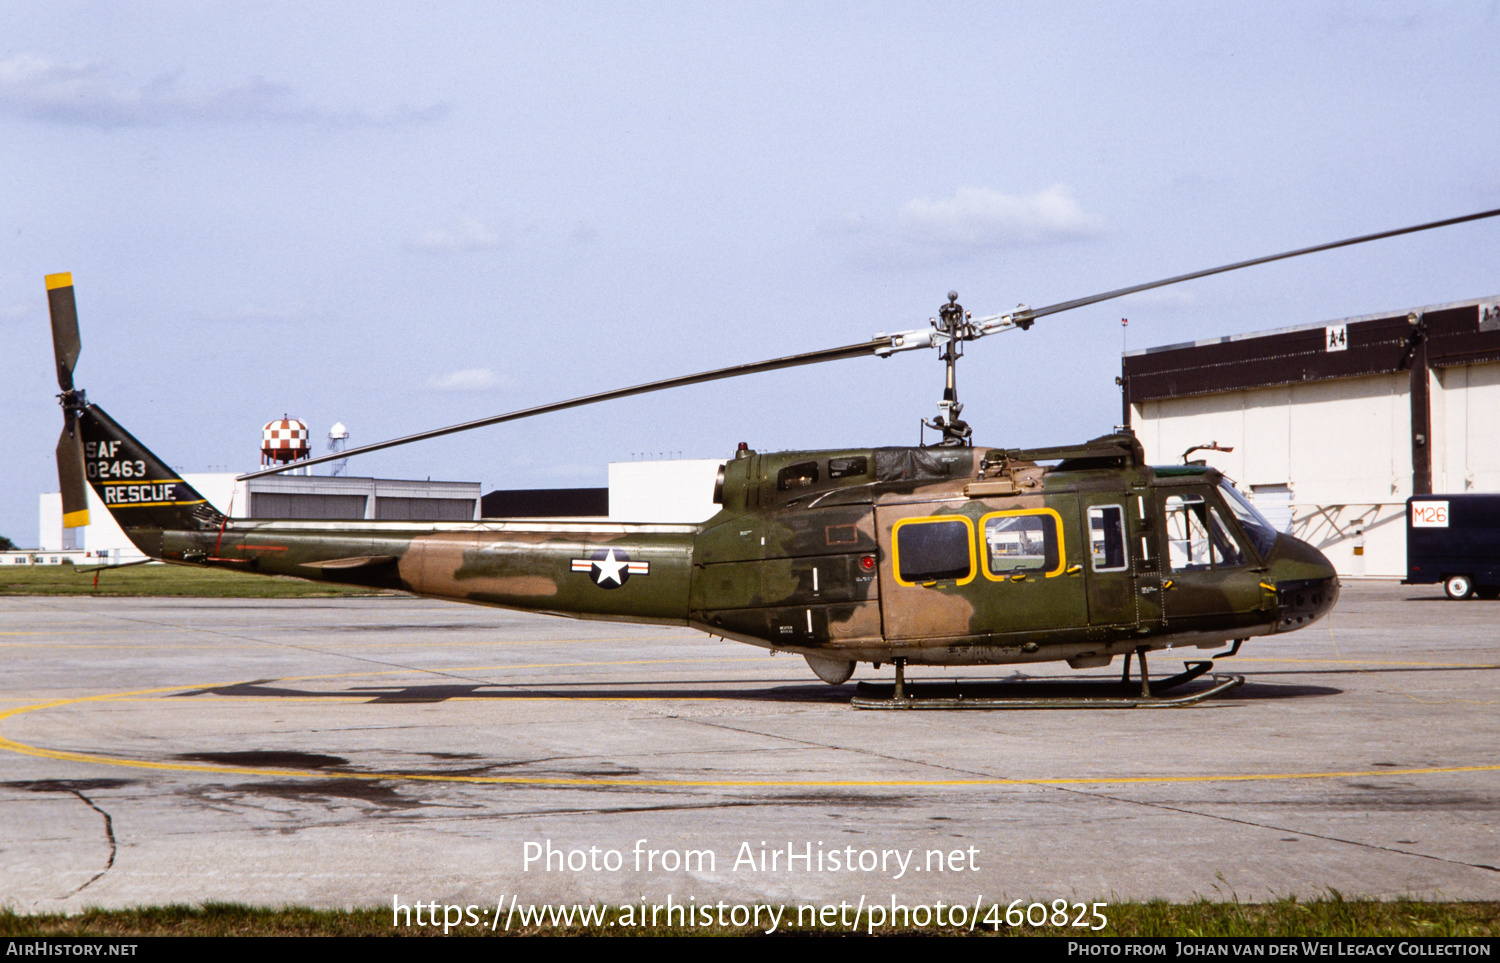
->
(1218, 480, 1280, 558)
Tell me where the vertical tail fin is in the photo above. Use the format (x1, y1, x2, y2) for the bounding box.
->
(46, 273, 222, 559)
(79, 403, 224, 556)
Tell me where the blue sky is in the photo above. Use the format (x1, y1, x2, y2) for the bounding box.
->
(4, 2, 1499, 542)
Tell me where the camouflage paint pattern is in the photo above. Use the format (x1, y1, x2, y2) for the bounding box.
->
(81, 401, 1339, 670)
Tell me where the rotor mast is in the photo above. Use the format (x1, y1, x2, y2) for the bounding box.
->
(924, 291, 975, 446)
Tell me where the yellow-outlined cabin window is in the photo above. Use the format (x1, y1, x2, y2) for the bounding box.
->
(891, 515, 977, 586)
(980, 509, 1065, 579)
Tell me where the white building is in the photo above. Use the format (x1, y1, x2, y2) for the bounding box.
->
(607, 458, 724, 523)
(1124, 295, 1500, 578)
(38, 473, 239, 561)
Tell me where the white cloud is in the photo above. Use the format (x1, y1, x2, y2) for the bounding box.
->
(426, 368, 507, 391)
(408, 216, 505, 254)
(842, 184, 1106, 267)
(0, 53, 444, 128)
(897, 184, 1106, 250)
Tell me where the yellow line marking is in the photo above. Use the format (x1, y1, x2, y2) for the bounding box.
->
(2, 680, 1498, 790)
(1322, 622, 1498, 707)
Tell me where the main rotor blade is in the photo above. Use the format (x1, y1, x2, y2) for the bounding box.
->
(1029, 207, 1500, 321)
(46, 273, 81, 392)
(237, 337, 888, 479)
(238, 205, 1500, 481)
(56, 418, 91, 529)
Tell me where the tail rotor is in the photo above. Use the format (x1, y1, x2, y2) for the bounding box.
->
(48, 272, 90, 529)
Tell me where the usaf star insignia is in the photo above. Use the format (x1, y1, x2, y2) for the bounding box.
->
(571, 548, 649, 589)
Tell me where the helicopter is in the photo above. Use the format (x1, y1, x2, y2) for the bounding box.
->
(46, 207, 1500, 708)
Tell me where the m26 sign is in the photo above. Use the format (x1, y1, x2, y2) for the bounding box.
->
(1411, 501, 1449, 528)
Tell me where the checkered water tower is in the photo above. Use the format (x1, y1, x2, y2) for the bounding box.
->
(261, 417, 310, 468)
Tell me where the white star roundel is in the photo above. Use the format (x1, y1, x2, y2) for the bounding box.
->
(570, 548, 649, 589)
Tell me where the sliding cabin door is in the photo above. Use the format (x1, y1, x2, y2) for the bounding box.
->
(876, 496, 1087, 643)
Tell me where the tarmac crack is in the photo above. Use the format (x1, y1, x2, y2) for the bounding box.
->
(60, 787, 117, 897)
(3, 780, 128, 900)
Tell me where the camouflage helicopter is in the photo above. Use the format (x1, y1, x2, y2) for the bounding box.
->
(46, 208, 1500, 708)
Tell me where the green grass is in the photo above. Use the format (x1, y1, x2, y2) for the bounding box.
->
(0, 897, 1495, 937)
(0, 564, 395, 598)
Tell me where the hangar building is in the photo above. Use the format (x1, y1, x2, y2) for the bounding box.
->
(1123, 295, 1500, 578)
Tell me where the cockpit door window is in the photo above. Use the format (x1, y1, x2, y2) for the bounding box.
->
(1165, 494, 1248, 572)
(1165, 494, 1212, 572)
(1207, 507, 1246, 567)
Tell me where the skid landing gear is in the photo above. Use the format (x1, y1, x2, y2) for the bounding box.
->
(850, 648, 1244, 709)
